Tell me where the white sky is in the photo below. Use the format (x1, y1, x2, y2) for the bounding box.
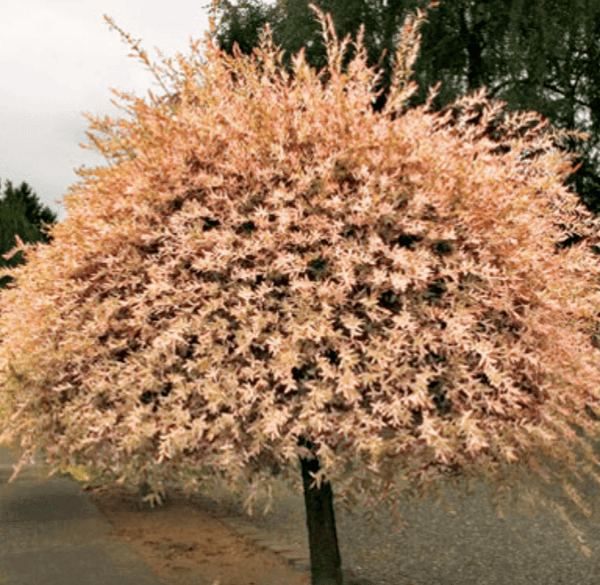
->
(0, 0, 280, 225)
(1, 1, 595, 229)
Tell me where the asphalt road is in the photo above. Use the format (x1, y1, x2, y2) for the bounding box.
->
(0, 442, 168, 585)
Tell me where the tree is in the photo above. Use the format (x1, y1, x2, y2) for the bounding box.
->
(203, 0, 600, 215)
(0, 179, 59, 290)
(2, 4, 600, 583)
(413, 0, 600, 214)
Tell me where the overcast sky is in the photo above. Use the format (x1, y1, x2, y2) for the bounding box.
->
(0, 0, 280, 226)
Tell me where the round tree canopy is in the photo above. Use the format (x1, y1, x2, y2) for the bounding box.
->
(1, 3, 600, 550)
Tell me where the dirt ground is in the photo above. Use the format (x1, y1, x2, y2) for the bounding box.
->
(84, 482, 311, 585)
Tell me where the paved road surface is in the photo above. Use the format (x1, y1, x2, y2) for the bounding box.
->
(0, 442, 168, 585)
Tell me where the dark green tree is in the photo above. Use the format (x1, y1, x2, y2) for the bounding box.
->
(202, 0, 420, 109)
(0, 179, 59, 290)
(412, 0, 600, 214)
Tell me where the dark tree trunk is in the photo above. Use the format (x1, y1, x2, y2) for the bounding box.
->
(298, 436, 344, 585)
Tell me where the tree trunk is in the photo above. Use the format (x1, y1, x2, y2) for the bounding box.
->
(298, 436, 344, 585)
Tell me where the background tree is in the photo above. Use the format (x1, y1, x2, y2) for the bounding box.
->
(201, 0, 415, 108)
(0, 179, 59, 290)
(412, 0, 600, 214)
(2, 4, 600, 584)
(203, 0, 600, 214)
